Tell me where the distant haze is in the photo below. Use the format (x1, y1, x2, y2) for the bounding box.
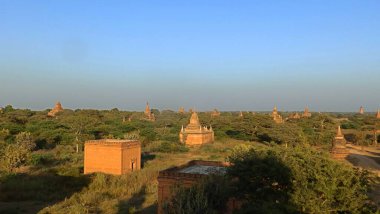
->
(1, 1, 379, 112)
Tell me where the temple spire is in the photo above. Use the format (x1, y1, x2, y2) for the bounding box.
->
(336, 126, 344, 139)
(189, 111, 200, 126)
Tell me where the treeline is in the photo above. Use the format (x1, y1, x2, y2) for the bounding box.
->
(1, 106, 378, 150)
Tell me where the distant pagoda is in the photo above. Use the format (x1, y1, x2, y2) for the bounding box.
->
(289, 112, 301, 119)
(144, 102, 155, 121)
(330, 126, 349, 159)
(302, 107, 311, 118)
(376, 109, 380, 119)
(211, 109, 221, 117)
(359, 106, 364, 114)
(272, 106, 283, 124)
(178, 107, 185, 114)
(47, 102, 64, 117)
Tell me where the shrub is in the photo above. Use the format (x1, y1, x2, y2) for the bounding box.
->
(228, 145, 374, 213)
(151, 142, 189, 153)
(166, 175, 231, 214)
(29, 153, 54, 166)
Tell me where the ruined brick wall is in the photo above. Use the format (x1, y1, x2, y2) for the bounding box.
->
(157, 161, 229, 214)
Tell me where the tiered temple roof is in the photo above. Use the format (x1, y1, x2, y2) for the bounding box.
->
(180, 111, 214, 145)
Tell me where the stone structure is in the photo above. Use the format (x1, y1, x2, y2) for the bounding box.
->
(178, 107, 185, 114)
(330, 126, 349, 159)
(359, 106, 364, 114)
(376, 109, 380, 119)
(157, 160, 238, 214)
(211, 109, 220, 117)
(144, 102, 155, 121)
(84, 139, 141, 175)
(272, 106, 284, 123)
(289, 112, 301, 119)
(179, 112, 214, 145)
(302, 107, 311, 118)
(238, 111, 243, 118)
(47, 102, 64, 117)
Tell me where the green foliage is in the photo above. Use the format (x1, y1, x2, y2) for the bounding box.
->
(40, 169, 158, 214)
(168, 144, 376, 214)
(166, 175, 231, 214)
(29, 153, 54, 166)
(1, 132, 35, 172)
(150, 141, 189, 153)
(228, 145, 374, 213)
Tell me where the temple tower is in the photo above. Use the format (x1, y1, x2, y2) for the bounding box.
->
(180, 111, 214, 145)
(47, 102, 64, 117)
(289, 112, 301, 119)
(359, 106, 364, 114)
(376, 109, 380, 119)
(144, 102, 155, 121)
(178, 107, 185, 114)
(330, 126, 349, 159)
(211, 109, 220, 117)
(145, 102, 151, 116)
(302, 107, 311, 118)
(272, 106, 284, 123)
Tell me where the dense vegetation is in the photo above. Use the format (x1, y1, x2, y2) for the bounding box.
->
(0, 105, 379, 213)
(169, 144, 377, 213)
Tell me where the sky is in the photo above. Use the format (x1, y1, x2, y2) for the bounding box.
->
(0, 0, 379, 112)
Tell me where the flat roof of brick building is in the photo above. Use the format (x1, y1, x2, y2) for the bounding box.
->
(85, 139, 140, 147)
(159, 160, 229, 178)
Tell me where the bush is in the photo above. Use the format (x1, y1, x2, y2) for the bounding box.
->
(228, 145, 374, 213)
(151, 142, 189, 153)
(166, 175, 231, 214)
(168, 145, 376, 213)
(29, 153, 54, 166)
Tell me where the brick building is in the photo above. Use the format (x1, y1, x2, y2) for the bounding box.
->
(84, 139, 141, 175)
(157, 160, 231, 214)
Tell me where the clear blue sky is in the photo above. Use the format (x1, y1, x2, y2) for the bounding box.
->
(1, 0, 379, 112)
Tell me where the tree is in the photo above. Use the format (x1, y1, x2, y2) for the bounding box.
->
(1, 132, 35, 172)
(168, 145, 375, 213)
(165, 175, 231, 214)
(228, 145, 374, 213)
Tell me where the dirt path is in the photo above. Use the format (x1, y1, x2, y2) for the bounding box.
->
(345, 145, 380, 205)
(346, 145, 380, 174)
